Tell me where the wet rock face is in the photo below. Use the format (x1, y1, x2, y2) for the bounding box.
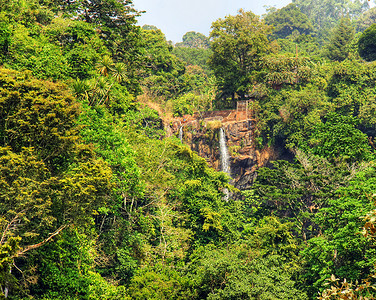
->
(223, 121, 257, 190)
(170, 114, 259, 190)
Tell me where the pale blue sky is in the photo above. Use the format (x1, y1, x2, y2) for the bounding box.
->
(134, 0, 292, 42)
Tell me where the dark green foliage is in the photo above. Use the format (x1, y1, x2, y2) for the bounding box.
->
(325, 18, 355, 61)
(24, 228, 129, 299)
(356, 7, 376, 32)
(0, 22, 10, 57)
(78, 104, 143, 205)
(0, 0, 54, 27)
(60, 0, 142, 59)
(209, 10, 271, 106)
(326, 59, 376, 119)
(0, 67, 115, 298)
(358, 23, 376, 61)
(139, 28, 186, 98)
(8, 24, 71, 80)
(3, 1, 376, 299)
(262, 54, 314, 89)
(172, 92, 201, 116)
(253, 153, 343, 241)
(173, 47, 212, 74)
(176, 31, 210, 49)
(292, 0, 369, 41)
(265, 4, 314, 39)
(1, 0, 142, 93)
(0, 68, 80, 168)
(76, 0, 143, 93)
(128, 136, 241, 246)
(299, 113, 373, 162)
(301, 167, 376, 296)
(43, 18, 108, 79)
(140, 28, 184, 76)
(276, 34, 322, 58)
(28, 230, 93, 299)
(142, 24, 159, 31)
(188, 244, 306, 299)
(127, 264, 193, 299)
(139, 27, 215, 116)
(258, 83, 331, 148)
(252, 153, 376, 297)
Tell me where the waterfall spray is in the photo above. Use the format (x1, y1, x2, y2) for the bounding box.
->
(219, 128, 230, 176)
(219, 127, 231, 200)
(178, 126, 183, 142)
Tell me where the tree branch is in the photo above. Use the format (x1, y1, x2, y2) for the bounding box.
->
(13, 225, 68, 258)
(1, 210, 26, 245)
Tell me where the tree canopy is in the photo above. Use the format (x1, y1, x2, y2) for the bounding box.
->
(209, 9, 272, 107)
(325, 17, 355, 61)
(265, 3, 314, 39)
(358, 23, 376, 61)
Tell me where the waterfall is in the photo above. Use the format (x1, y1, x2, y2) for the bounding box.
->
(219, 128, 231, 201)
(219, 128, 231, 176)
(178, 126, 183, 142)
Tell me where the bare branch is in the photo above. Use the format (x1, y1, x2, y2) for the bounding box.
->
(1, 210, 26, 245)
(13, 225, 68, 258)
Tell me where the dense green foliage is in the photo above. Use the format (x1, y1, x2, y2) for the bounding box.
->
(2, 0, 376, 299)
(176, 31, 210, 49)
(358, 23, 376, 61)
(324, 18, 355, 61)
(209, 10, 272, 107)
(292, 0, 369, 40)
(265, 4, 314, 39)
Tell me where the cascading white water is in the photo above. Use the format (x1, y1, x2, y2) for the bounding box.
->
(219, 128, 230, 176)
(178, 126, 183, 142)
(219, 128, 231, 201)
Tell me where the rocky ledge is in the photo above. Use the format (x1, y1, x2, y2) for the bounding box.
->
(167, 110, 272, 190)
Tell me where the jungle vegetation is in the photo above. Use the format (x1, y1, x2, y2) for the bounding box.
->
(1, 0, 376, 299)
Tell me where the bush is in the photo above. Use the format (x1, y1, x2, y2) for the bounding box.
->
(358, 24, 376, 61)
(172, 92, 201, 116)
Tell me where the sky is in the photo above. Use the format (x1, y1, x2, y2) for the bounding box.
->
(133, 0, 293, 43)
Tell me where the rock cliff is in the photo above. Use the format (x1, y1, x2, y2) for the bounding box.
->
(168, 108, 275, 190)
